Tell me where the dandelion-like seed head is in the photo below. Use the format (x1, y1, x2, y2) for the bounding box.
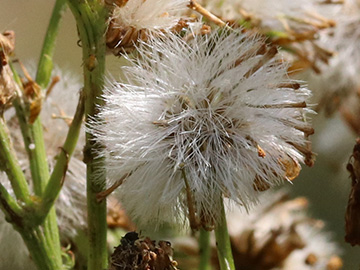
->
(106, 0, 190, 55)
(92, 28, 314, 229)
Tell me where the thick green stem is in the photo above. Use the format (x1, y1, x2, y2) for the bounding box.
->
(199, 228, 212, 270)
(214, 199, 235, 270)
(0, 184, 61, 270)
(18, 227, 64, 270)
(66, 1, 108, 269)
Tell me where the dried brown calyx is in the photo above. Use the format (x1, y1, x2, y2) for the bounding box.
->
(109, 232, 178, 270)
(0, 31, 17, 114)
(345, 138, 360, 246)
(107, 196, 136, 231)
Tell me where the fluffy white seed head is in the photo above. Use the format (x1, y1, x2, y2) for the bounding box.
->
(91, 28, 313, 229)
(199, 0, 340, 28)
(309, 2, 360, 115)
(111, 0, 189, 31)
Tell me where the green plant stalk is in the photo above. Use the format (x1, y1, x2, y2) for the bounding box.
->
(30, 0, 67, 196)
(214, 199, 235, 270)
(6, 0, 68, 268)
(0, 183, 24, 220)
(0, 118, 31, 204)
(35, 0, 67, 89)
(0, 185, 62, 270)
(66, 1, 108, 269)
(39, 90, 85, 220)
(18, 227, 64, 270)
(31, 0, 67, 267)
(199, 228, 212, 270)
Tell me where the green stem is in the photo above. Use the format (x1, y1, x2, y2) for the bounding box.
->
(18, 227, 64, 270)
(38, 90, 85, 220)
(0, 183, 61, 270)
(199, 228, 212, 270)
(36, 0, 67, 89)
(30, 0, 67, 196)
(0, 118, 31, 204)
(66, 1, 108, 269)
(214, 199, 235, 270)
(0, 183, 24, 221)
(7, 0, 68, 269)
(31, 1, 68, 269)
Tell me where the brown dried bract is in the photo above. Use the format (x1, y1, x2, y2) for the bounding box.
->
(107, 196, 136, 231)
(106, 21, 148, 55)
(345, 138, 360, 246)
(109, 232, 178, 270)
(105, 0, 128, 8)
(0, 31, 17, 113)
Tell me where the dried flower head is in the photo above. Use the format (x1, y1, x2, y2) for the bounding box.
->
(0, 31, 18, 113)
(308, 1, 360, 123)
(109, 232, 178, 270)
(197, 0, 342, 73)
(174, 191, 342, 270)
(91, 28, 314, 229)
(106, 0, 190, 55)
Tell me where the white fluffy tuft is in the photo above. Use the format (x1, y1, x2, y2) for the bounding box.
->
(112, 0, 189, 30)
(90, 28, 313, 228)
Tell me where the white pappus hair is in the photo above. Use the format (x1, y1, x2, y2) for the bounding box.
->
(90, 28, 314, 229)
(111, 0, 189, 31)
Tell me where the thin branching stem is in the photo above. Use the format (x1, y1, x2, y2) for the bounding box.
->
(0, 118, 31, 204)
(38, 89, 85, 220)
(4, 0, 68, 268)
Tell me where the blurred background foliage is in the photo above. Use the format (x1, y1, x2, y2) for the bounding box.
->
(1, 0, 360, 268)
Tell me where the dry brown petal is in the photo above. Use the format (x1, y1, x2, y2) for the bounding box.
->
(107, 196, 136, 231)
(280, 156, 301, 181)
(326, 256, 343, 270)
(105, 0, 128, 8)
(253, 176, 271, 192)
(305, 253, 318, 265)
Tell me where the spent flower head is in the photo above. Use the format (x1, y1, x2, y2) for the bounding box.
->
(106, 0, 190, 55)
(91, 28, 314, 229)
(197, 0, 342, 74)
